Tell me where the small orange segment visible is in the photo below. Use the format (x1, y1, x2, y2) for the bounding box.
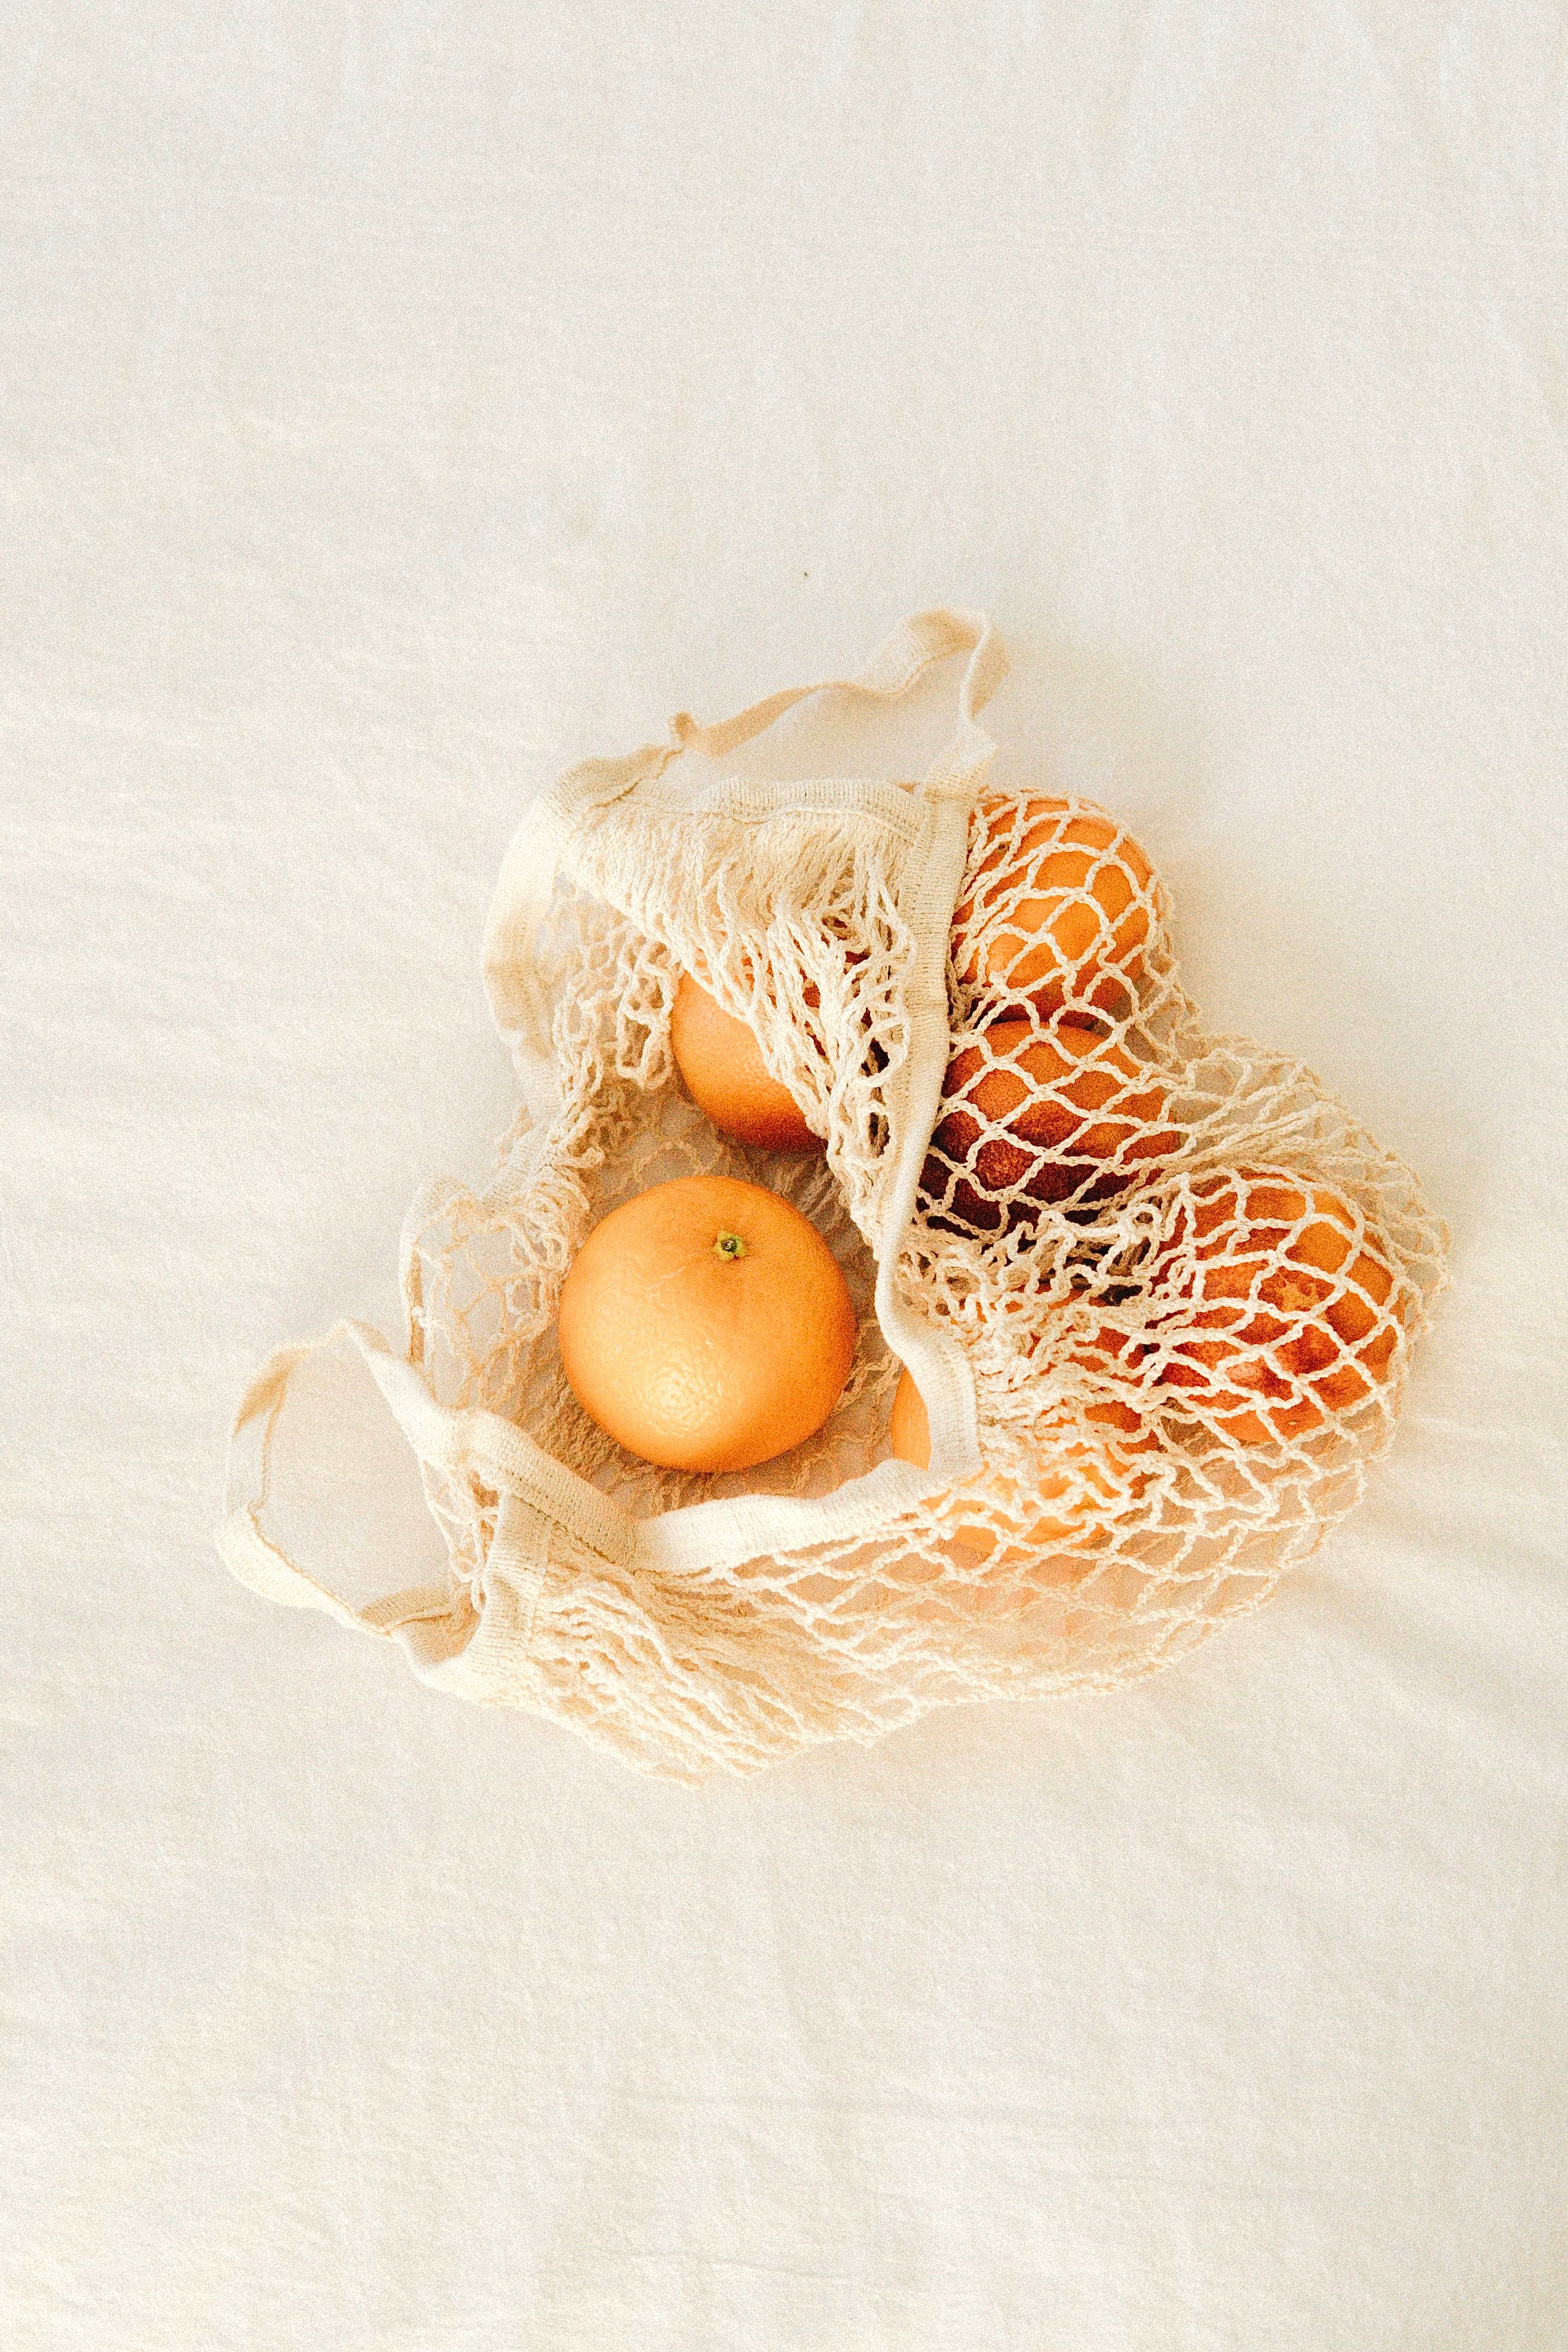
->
(670, 972, 820, 1153)
(889, 1360, 933, 1467)
(558, 1175, 856, 1472)
(889, 1365, 1152, 1557)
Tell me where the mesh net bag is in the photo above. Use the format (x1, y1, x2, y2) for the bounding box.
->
(220, 608, 1448, 1782)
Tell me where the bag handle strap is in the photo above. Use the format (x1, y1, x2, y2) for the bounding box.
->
(666, 605, 1006, 792)
(483, 607, 1006, 1078)
(218, 1319, 638, 1637)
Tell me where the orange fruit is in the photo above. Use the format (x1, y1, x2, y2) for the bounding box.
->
(890, 1365, 1152, 1558)
(670, 972, 821, 1153)
(922, 1015, 1181, 1230)
(1141, 1168, 1399, 1444)
(558, 1175, 856, 1471)
(953, 795, 1156, 1017)
(889, 1363, 938, 1468)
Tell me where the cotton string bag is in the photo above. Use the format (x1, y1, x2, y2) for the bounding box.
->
(219, 609, 1448, 1783)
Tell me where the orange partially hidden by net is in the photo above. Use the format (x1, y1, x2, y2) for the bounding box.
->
(953, 795, 1156, 1018)
(670, 971, 822, 1153)
(889, 1365, 1153, 1562)
(923, 1015, 1182, 1230)
(558, 1175, 856, 1472)
(1141, 1168, 1401, 1445)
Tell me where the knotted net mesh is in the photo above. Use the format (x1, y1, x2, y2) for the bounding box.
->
(399, 781, 1447, 1781)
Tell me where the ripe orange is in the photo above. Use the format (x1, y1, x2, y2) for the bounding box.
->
(953, 796, 1155, 1017)
(1141, 1168, 1399, 1444)
(670, 972, 822, 1153)
(558, 1174, 856, 1471)
(923, 1015, 1181, 1229)
(890, 1365, 1152, 1558)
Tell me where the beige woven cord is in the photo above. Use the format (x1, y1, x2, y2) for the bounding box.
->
(220, 609, 1447, 1781)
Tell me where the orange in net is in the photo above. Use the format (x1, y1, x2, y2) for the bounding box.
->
(558, 1175, 856, 1472)
(953, 795, 1156, 1018)
(923, 1015, 1183, 1230)
(889, 1365, 1154, 1564)
(670, 972, 822, 1153)
(1140, 1168, 1401, 1446)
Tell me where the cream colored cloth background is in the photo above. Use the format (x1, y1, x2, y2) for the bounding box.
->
(5, 5, 1566, 2345)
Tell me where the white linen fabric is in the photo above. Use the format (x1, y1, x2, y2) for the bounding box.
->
(4, 4, 1566, 2346)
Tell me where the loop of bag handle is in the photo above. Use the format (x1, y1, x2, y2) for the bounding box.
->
(482, 607, 1006, 1089)
(217, 1318, 639, 1636)
(665, 604, 1006, 793)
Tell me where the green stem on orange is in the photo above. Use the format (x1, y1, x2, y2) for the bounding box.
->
(713, 1230, 748, 1262)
